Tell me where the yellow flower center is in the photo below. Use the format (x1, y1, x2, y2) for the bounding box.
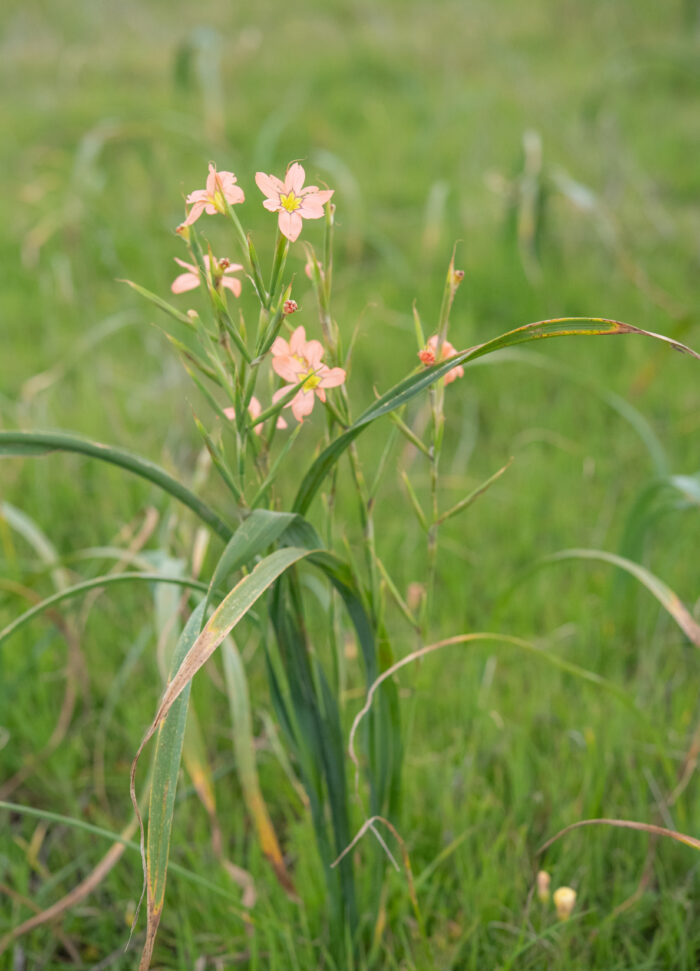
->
(212, 189, 227, 213)
(280, 190, 301, 213)
(299, 366, 321, 391)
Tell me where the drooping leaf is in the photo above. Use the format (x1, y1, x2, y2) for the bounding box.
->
(0, 431, 234, 542)
(140, 602, 206, 969)
(293, 317, 700, 514)
(541, 548, 700, 646)
(0, 573, 210, 648)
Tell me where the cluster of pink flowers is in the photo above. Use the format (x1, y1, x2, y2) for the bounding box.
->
(178, 161, 332, 244)
(171, 161, 462, 434)
(171, 162, 343, 427)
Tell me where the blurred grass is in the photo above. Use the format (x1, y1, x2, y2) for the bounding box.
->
(2, 0, 700, 966)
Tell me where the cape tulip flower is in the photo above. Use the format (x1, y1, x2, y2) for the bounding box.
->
(418, 335, 465, 385)
(171, 256, 243, 297)
(271, 325, 345, 421)
(255, 163, 333, 242)
(181, 163, 245, 227)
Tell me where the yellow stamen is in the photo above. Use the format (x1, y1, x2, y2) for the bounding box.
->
(280, 191, 301, 213)
(300, 367, 321, 391)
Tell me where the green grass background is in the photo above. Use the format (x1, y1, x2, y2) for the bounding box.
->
(1, 0, 699, 967)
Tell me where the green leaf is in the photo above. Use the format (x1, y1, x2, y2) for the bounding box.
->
(222, 639, 294, 893)
(135, 547, 317, 756)
(0, 573, 210, 648)
(293, 316, 700, 514)
(140, 602, 206, 969)
(540, 548, 700, 647)
(0, 431, 234, 542)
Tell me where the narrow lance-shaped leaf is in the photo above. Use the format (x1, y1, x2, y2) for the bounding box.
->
(540, 548, 700, 646)
(0, 573, 211, 649)
(293, 316, 700, 514)
(133, 547, 317, 767)
(222, 638, 295, 894)
(139, 602, 206, 970)
(0, 431, 235, 542)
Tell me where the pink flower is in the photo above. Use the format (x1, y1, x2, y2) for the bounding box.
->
(223, 397, 287, 433)
(418, 335, 464, 386)
(271, 325, 345, 422)
(171, 255, 243, 297)
(255, 163, 333, 243)
(181, 163, 245, 227)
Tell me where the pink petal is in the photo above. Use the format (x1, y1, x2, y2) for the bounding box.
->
(223, 407, 236, 420)
(272, 357, 302, 383)
(221, 276, 242, 297)
(270, 336, 291, 358)
(285, 162, 306, 195)
(262, 198, 280, 213)
(171, 272, 200, 293)
(224, 185, 245, 206)
(248, 396, 262, 420)
(304, 340, 325, 366)
(318, 367, 346, 388)
(182, 201, 206, 226)
(276, 414, 288, 430)
(297, 199, 326, 220)
(205, 164, 219, 196)
(291, 389, 315, 421)
(255, 171, 285, 199)
(185, 188, 209, 205)
(315, 387, 326, 403)
(225, 263, 244, 273)
(272, 386, 291, 405)
(278, 209, 302, 242)
(174, 257, 197, 273)
(289, 326, 307, 355)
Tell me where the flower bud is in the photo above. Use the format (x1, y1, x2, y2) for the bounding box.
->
(283, 299, 298, 316)
(218, 257, 231, 270)
(553, 886, 576, 920)
(452, 268, 465, 284)
(418, 346, 436, 366)
(175, 223, 190, 241)
(536, 870, 551, 903)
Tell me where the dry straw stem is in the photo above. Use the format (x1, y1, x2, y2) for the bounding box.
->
(331, 815, 423, 932)
(538, 818, 700, 856)
(347, 632, 629, 797)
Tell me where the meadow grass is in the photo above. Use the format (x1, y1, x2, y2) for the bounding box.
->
(1, 0, 699, 967)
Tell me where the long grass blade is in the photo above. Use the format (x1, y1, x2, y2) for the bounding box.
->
(347, 632, 634, 796)
(0, 431, 234, 541)
(541, 548, 700, 646)
(0, 572, 210, 648)
(293, 317, 700, 514)
(139, 602, 205, 969)
(538, 818, 700, 855)
(221, 638, 295, 893)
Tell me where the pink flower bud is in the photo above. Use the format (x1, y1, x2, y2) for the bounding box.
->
(283, 299, 298, 316)
(536, 870, 551, 903)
